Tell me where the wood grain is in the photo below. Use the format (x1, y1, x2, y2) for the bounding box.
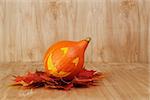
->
(0, 62, 149, 100)
(0, 0, 149, 63)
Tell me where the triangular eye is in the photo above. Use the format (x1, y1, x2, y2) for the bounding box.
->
(61, 47, 68, 55)
(72, 57, 79, 66)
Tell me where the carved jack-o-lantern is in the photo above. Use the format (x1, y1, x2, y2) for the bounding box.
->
(44, 37, 91, 80)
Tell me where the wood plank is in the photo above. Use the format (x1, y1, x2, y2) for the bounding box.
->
(0, 0, 149, 63)
(0, 63, 149, 100)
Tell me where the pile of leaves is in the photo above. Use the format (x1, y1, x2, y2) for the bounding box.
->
(12, 69, 104, 90)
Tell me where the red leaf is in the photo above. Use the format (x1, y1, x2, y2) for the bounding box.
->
(64, 83, 73, 90)
(12, 69, 104, 90)
(77, 69, 96, 78)
(14, 71, 45, 84)
(14, 76, 24, 82)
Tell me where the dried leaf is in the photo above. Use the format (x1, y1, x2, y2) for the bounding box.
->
(12, 69, 104, 90)
(77, 70, 96, 78)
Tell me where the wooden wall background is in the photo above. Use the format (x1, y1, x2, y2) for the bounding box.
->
(0, 0, 149, 63)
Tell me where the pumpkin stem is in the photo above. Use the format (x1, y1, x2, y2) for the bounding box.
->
(84, 37, 91, 42)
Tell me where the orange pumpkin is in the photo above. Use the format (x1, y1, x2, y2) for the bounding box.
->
(44, 37, 91, 80)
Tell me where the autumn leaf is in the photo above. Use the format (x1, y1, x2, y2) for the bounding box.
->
(12, 69, 104, 90)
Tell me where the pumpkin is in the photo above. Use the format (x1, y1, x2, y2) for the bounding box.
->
(44, 37, 91, 80)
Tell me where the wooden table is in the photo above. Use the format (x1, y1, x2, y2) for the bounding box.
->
(0, 62, 149, 100)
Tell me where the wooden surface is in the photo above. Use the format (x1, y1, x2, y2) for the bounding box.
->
(0, 0, 149, 63)
(0, 63, 149, 100)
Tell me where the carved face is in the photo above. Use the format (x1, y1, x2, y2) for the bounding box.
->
(44, 38, 90, 79)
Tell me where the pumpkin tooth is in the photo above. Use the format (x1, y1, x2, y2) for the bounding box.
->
(72, 57, 79, 66)
(51, 71, 70, 77)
